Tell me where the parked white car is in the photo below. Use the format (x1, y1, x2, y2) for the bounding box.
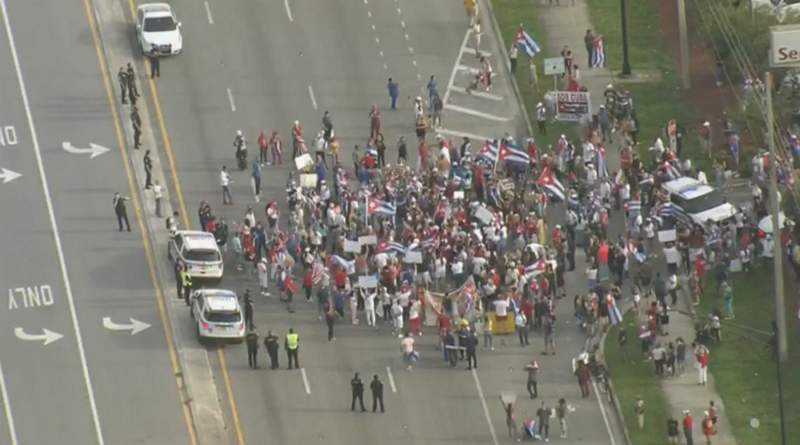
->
(136, 3, 182, 55)
(167, 230, 223, 280)
(191, 289, 245, 342)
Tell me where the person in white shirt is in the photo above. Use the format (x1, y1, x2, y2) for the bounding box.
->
(400, 334, 416, 370)
(364, 290, 377, 327)
(350, 292, 359, 325)
(391, 299, 404, 337)
(220, 165, 233, 205)
(152, 180, 164, 217)
(493, 298, 510, 317)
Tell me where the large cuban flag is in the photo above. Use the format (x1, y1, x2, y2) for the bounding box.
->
(499, 141, 530, 167)
(367, 197, 396, 216)
(515, 26, 542, 58)
(537, 166, 566, 201)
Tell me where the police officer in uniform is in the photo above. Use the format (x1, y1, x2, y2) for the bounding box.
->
(118, 66, 129, 104)
(246, 329, 259, 369)
(243, 289, 255, 330)
(285, 328, 299, 369)
(148, 46, 160, 78)
(143, 149, 153, 189)
(264, 330, 279, 369)
(180, 267, 193, 306)
(174, 261, 184, 300)
(126, 62, 139, 99)
(370, 374, 384, 413)
(350, 372, 365, 412)
(131, 106, 142, 149)
(113, 192, 131, 232)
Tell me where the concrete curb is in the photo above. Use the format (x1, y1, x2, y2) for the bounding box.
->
(90, 0, 230, 443)
(482, 0, 535, 138)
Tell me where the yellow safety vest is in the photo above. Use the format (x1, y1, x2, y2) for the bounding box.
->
(181, 271, 192, 288)
(286, 333, 299, 350)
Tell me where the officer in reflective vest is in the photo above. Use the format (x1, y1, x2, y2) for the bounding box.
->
(180, 269, 193, 306)
(285, 328, 300, 369)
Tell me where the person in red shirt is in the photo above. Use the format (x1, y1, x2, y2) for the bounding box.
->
(694, 254, 706, 288)
(258, 130, 268, 165)
(303, 269, 314, 302)
(701, 411, 715, 443)
(682, 411, 694, 445)
(521, 298, 534, 332)
(284, 274, 297, 313)
(334, 267, 348, 290)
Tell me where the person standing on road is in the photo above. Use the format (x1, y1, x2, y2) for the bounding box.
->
(515, 310, 529, 347)
(152, 179, 164, 217)
(369, 105, 382, 139)
(113, 192, 131, 232)
(126, 63, 139, 100)
(131, 106, 142, 149)
(387, 78, 399, 110)
(683, 410, 694, 445)
(426, 75, 438, 107)
(556, 398, 568, 439)
(536, 102, 547, 135)
(370, 374, 384, 413)
(325, 301, 336, 341)
(501, 399, 516, 440)
(220, 165, 233, 205)
(264, 330, 279, 369)
(251, 158, 262, 203)
(143, 149, 153, 189)
(173, 261, 184, 300)
(583, 29, 594, 66)
(397, 136, 407, 164)
(243, 289, 255, 330)
(350, 372, 366, 412)
(576, 360, 591, 398)
(118, 66, 129, 104)
(285, 328, 300, 369)
(465, 328, 478, 370)
(536, 401, 550, 442)
(525, 360, 539, 398)
(148, 47, 160, 78)
(246, 329, 259, 369)
(180, 266, 192, 306)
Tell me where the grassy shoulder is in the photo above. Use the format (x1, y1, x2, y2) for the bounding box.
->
(605, 312, 671, 445)
(491, 0, 578, 141)
(586, 0, 708, 172)
(696, 263, 800, 444)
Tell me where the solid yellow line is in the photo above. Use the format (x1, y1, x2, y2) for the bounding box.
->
(122, 1, 247, 444)
(82, 0, 198, 444)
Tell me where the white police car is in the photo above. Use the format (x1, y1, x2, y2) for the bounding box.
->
(191, 289, 245, 341)
(136, 3, 183, 55)
(661, 177, 736, 229)
(167, 230, 223, 280)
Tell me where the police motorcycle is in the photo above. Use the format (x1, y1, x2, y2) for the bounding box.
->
(234, 130, 247, 171)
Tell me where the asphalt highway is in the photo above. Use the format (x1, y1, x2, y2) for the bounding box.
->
(0, 0, 191, 443)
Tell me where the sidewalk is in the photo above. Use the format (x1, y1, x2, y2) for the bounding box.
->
(532, 1, 737, 444)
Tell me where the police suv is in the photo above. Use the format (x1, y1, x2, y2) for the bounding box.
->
(660, 177, 736, 229)
(191, 289, 245, 342)
(167, 231, 223, 280)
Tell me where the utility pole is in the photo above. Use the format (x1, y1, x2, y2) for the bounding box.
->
(765, 71, 788, 362)
(677, 0, 691, 88)
(620, 0, 632, 76)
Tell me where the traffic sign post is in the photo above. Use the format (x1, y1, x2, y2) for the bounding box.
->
(543, 57, 565, 93)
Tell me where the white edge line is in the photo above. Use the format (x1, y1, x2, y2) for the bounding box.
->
(444, 104, 510, 122)
(456, 64, 480, 74)
(300, 368, 311, 394)
(591, 378, 618, 445)
(385, 366, 397, 393)
(438, 128, 492, 142)
(450, 86, 504, 101)
(471, 368, 499, 445)
(307, 85, 318, 111)
(284, 0, 294, 22)
(463, 46, 491, 57)
(442, 29, 471, 105)
(226, 87, 236, 112)
(0, 360, 18, 445)
(203, 1, 214, 24)
(0, 1, 104, 443)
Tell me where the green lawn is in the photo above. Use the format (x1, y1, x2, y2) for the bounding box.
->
(696, 263, 800, 444)
(605, 312, 671, 445)
(491, 0, 578, 141)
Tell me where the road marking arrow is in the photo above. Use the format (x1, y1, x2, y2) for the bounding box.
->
(102, 317, 150, 335)
(0, 168, 21, 184)
(14, 327, 63, 345)
(62, 141, 110, 159)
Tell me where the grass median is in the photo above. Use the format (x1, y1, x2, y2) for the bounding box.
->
(605, 312, 671, 445)
(696, 263, 800, 444)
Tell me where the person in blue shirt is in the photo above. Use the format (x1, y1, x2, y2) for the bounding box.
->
(387, 78, 399, 110)
(427, 75, 438, 107)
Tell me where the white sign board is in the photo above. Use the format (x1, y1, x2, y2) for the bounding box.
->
(294, 153, 314, 171)
(555, 91, 591, 122)
(403, 251, 423, 264)
(664, 248, 680, 266)
(344, 240, 361, 253)
(657, 229, 677, 243)
(770, 24, 800, 67)
(453, 191, 465, 200)
(474, 206, 494, 225)
(543, 57, 565, 76)
(358, 235, 378, 245)
(358, 275, 379, 289)
(299, 173, 318, 188)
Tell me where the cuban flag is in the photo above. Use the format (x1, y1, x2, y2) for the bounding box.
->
(330, 255, 355, 275)
(591, 36, 606, 68)
(311, 260, 326, 285)
(377, 240, 406, 256)
(367, 197, 396, 216)
(596, 145, 609, 178)
(606, 293, 623, 325)
(655, 202, 674, 218)
(499, 141, 531, 166)
(515, 27, 541, 58)
(660, 162, 681, 180)
(523, 259, 548, 277)
(625, 199, 641, 215)
(478, 140, 499, 165)
(537, 166, 566, 201)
